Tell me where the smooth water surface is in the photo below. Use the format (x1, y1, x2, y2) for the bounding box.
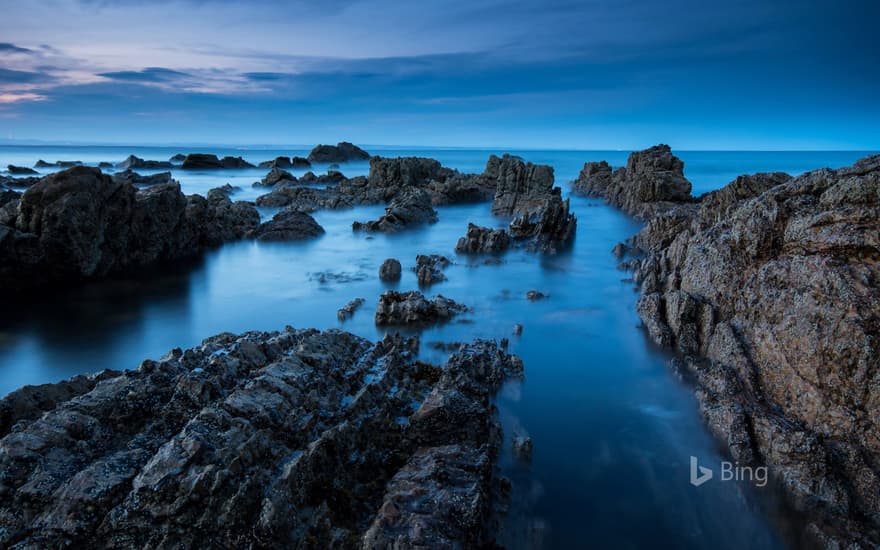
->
(1, 147, 873, 548)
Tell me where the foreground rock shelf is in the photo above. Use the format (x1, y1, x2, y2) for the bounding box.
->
(584, 146, 880, 547)
(0, 328, 523, 548)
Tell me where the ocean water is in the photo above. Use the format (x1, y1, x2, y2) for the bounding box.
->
(0, 146, 873, 548)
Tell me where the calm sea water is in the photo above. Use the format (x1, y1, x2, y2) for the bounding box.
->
(1, 146, 873, 548)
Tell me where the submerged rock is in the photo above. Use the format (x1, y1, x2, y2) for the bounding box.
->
(258, 156, 294, 169)
(414, 254, 450, 286)
(513, 434, 533, 459)
(34, 160, 82, 168)
(0, 167, 259, 292)
(617, 152, 880, 547)
(0, 328, 523, 548)
(116, 155, 173, 170)
(337, 297, 365, 321)
(169, 153, 187, 163)
(251, 210, 324, 242)
(375, 290, 467, 326)
(7, 165, 38, 175)
(352, 188, 438, 232)
(307, 141, 371, 163)
(455, 223, 511, 254)
(379, 258, 402, 281)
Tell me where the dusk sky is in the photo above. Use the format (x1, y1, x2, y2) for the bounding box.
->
(0, 0, 878, 149)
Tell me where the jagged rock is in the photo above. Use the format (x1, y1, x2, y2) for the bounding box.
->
(367, 156, 450, 188)
(0, 329, 523, 548)
(414, 254, 450, 286)
(337, 297, 365, 321)
(488, 154, 555, 216)
(307, 141, 371, 163)
(375, 291, 466, 326)
(251, 210, 324, 242)
(619, 153, 880, 547)
(181, 154, 255, 170)
(573, 144, 693, 219)
(379, 258, 402, 281)
(526, 290, 546, 301)
(611, 242, 628, 258)
(34, 160, 54, 168)
(0, 167, 259, 292)
(352, 188, 438, 232)
(455, 223, 511, 253)
(258, 156, 293, 169)
(116, 155, 173, 170)
(7, 165, 37, 175)
(291, 156, 311, 168)
(111, 169, 175, 186)
(259, 167, 297, 187)
(507, 193, 577, 254)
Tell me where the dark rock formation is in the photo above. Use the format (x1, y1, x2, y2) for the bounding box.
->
(251, 210, 325, 242)
(455, 223, 511, 254)
(307, 141, 370, 163)
(7, 165, 38, 175)
(379, 258, 402, 282)
(375, 291, 467, 326)
(34, 160, 54, 168)
(615, 151, 880, 547)
(34, 160, 81, 168)
(488, 154, 556, 216)
(259, 167, 297, 187)
(291, 156, 311, 168)
(111, 169, 175, 187)
(352, 188, 438, 232)
(0, 167, 259, 292)
(526, 290, 546, 301)
(169, 153, 186, 163)
(116, 155, 173, 170)
(258, 156, 294, 169)
(0, 328, 522, 548)
(337, 297, 365, 321)
(414, 254, 450, 286)
(181, 154, 255, 170)
(507, 192, 577, 254)
(98, 162, 114, 168)
(573, 144, 693, 219)
(0, 175, 40, 189)
(513, 434, 533, 459)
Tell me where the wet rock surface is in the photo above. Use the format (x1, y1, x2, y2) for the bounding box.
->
(0, 167, 260, 292)
(116, 155, 173, 170)
(259, 167, 297, 187)
(307, 141, 371, 164)
(352, 188, 438, 232)
(181, 154, 255, 170)
(251, 210, 325, 242)
(379, 258, 402, 281)
(609, 148, 880, 547)
(455, 223, 511, 253)
(0, 175, 40, 189)
(336, 297, 365, 321)
(375, 291, 467, 326)
(414, 254, 450, 286)
(0, 328, 522, 548)
(111, 169, 175, 187)
(488, 154, 556, 217)
(7, 165, 38, 175)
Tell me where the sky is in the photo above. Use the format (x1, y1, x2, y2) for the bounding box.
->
(0, 0, 878, 149)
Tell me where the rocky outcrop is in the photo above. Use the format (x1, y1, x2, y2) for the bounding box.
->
(0, 328, 523, 548)
(7, 165, 38, 175)
(116, 155, 173, 170)
(34, 160, 81, 168)
(507, 192, 577, 254)
(111, 169, 175, 187)
(181, 154, 255, 170)
(617, 151, 880, 547)
(414, 254, 450, 286)
(291, 156, 311, 168)
(336, 297, 365, 321)
(259, 167, 297, 187)
(0, 167, 259, 292)
(488, 154, 556, 216)
(379, 258, 402, 281)
(251, 210, 325, 242)
(258, 156, 294, 169)
(352, 188, 438, 232)
(169, 153, 186, 163)
(307, 141, 370, 163)
(573, 144, 693, 219)
(455, 223, 511, 254)
(0, 175, 40, 189)
(375, 291, 467, 326)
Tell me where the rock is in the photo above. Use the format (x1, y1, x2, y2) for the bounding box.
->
(169, 153, 186, 162)
(7, 165, 38, 175)
(352, 188, 438, 232)
(0, 167, 259, 292)
(379, 258, 402, 282)
(367, 156, 450, 189)
(116, 155, 173, 170)
(488, 154, 556, 216)
(455, 223, 511, 253)
(513, 434, 533, 459)
(573, 144, 693, 219)
(258, 156, 293, 169)
(180, 154, 255, 170)
(337, 297, 365, 321)
(307, 141, 371, 163)
(526, 290, 545, 301)
(98, 161, 114, 168)
(0, 328, 523, 548)
(259, 167, 297, 187)
(507, 192, 577, 254)
(375, 291, 466, 326)
(618, 153, 880, 547)
(0, 175, 40, 189)
(513, 324, 523, 336)
(34, 160, 81, 168)
(291, 156, 311, 168)
(414, 254, 450, 286)
(611, 242, 628, 258)
(111, 169, 175, 186)
(251, 210, 324, 242)
(34, 160, 54, 168)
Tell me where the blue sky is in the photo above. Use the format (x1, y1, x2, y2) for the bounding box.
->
(0, 0, 877, 149)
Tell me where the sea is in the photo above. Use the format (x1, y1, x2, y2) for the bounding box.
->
(1, 145, 874, 548)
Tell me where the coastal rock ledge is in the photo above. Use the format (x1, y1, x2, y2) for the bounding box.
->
(0, 328, 523, 548)
(601, 146, 880, 548)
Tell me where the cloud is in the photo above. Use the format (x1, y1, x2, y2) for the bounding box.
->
(0, 43, 33, 54)
(0, 92, 47, 104)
